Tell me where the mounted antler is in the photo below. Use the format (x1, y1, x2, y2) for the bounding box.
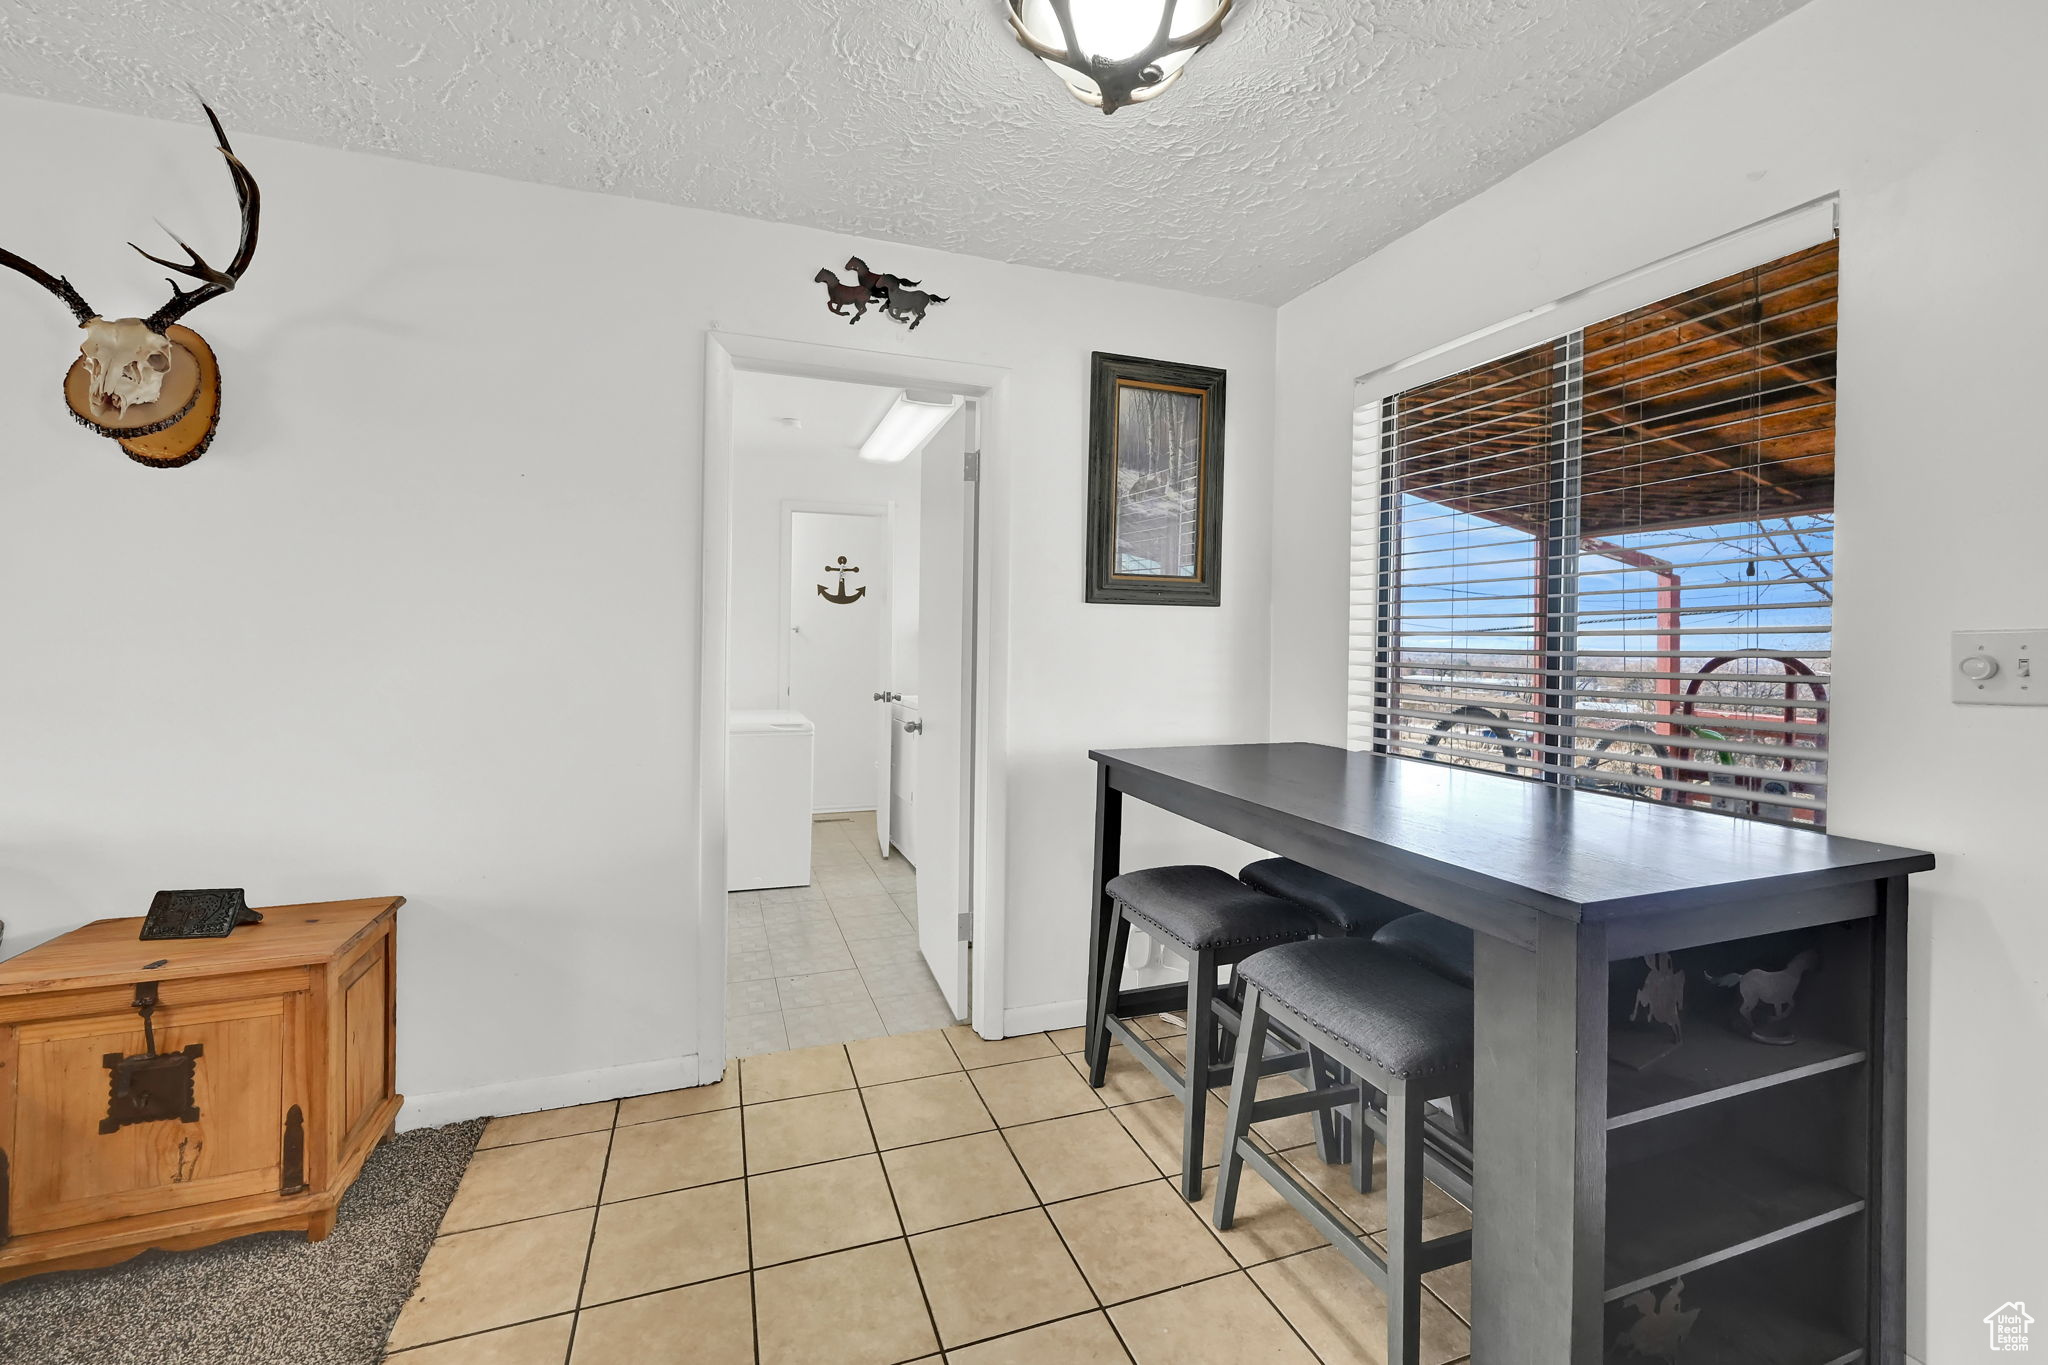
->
(0, 99, 260, 468)
(135, 103, 261, 334)
(0, 247, 97, 325)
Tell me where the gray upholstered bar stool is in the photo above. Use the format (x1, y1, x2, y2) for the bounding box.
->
(1090, 866, 1318, 1200)
(1239, 857, 1415, 939)
(1240, 858, 1422, 1167)
(1214, 939, 1475, 1365)
(1372, 911, 1478, 1142)
(1372, 911, 1475, 986)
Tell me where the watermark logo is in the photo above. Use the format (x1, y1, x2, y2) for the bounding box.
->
(1986, 1302, 2035, 1352)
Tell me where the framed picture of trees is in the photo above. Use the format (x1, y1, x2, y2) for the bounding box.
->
(1085, 351, 1226, 605)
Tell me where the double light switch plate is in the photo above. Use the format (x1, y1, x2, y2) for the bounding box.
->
(1952, 629, 2047, 705)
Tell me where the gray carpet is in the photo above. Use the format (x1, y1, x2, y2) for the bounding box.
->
(0, 1119, 483, 1365)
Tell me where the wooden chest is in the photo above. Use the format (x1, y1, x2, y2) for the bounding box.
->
(0, 897, 402, 1281)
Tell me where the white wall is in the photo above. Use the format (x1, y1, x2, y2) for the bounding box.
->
(1268, 0, 2048, 1355)
(0, 91, 1276, 1121)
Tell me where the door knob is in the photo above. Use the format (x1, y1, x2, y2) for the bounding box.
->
(903, 720, 923, 734)
(874, 691, 904, 703)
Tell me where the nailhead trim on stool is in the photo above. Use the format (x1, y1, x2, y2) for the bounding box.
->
(1107, 865, 1318, 949)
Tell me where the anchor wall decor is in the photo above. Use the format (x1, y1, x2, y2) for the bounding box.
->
(817, 556, 866, 604)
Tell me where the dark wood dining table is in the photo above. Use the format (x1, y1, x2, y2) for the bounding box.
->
(1086, 742, 1933, 1364)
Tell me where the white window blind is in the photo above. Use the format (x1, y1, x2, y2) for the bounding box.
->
(1349, 239, 1836, 826)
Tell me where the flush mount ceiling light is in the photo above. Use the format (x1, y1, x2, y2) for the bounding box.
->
(860, 389, 962, 463)
(1007, 0, 1234, 114)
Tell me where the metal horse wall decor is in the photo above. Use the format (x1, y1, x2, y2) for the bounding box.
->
(817, 556, 866, 604)
(814, 256, 949, 331)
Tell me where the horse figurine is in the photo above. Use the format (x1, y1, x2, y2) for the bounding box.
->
(881, 278, 949, 331)
(1711, 948, 1819, 1044)
(846, 255, 920, 301)
(1614, 1278, 1700, 1361)
(813, 268, 870, 324)
(1630, 953, 1685, 1043)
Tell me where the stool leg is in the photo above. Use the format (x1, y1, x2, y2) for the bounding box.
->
(1383, 1081, 1426, 1365)
(1450, 1091, 1473, 1140)
(1181, 948, 1217, 1200)
(1212, 983, 1269, 1232)
(1310, 1047, 1353, 1168)
(1088, 912, 1132, 1088)
(1352, 1091, 1378, 1195)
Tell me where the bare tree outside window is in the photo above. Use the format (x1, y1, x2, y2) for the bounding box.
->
(1113, 382, 1205, 578)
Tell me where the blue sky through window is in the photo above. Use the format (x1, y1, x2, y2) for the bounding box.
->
(1395, 496, 1832, 659)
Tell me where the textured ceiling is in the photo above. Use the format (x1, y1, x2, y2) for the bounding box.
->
(0, 0, 1806, 304)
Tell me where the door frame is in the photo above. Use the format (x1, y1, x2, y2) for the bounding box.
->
(698, 332, 1011, 1076)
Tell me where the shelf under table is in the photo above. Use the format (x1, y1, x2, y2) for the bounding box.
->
(1605, 1144, 1864, 1301)
(1608, 1296, 1863, 1365)
(1607, 1028, 1867, 1130)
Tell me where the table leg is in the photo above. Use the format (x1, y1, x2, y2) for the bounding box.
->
(1471, 915, 1607, 1363)
(1085, 767, 1123, 1075)
(1868, 876, 1907, 1358)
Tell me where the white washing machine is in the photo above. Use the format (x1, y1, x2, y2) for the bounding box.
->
(727, 710, 815, 891)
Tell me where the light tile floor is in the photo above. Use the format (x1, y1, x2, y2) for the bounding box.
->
(727, 813, 960, 1057)
(388, 1022, 1474, 1364)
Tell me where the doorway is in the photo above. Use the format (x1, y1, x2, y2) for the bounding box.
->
(701, 344, 998, 1071)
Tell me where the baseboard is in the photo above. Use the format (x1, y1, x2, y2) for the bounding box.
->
(397, 1054, 703, 1130)
(1003, 1000, 1085, 1035)
(1001, 961, 1189, 1038)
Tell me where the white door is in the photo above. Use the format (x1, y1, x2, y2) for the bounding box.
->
(787, 510, 888, 812)
(887, 704, 918, 863)
(914, 410, 976, 1017)
(875, 695, 894, 857)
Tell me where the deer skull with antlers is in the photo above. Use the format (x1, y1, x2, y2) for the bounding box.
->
(1, 101, 259, 468)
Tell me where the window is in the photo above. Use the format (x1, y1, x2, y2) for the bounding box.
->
(1350, 240, 1836, 825)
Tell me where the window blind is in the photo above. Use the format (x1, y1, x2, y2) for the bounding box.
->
(1349, 240, 1836, 825)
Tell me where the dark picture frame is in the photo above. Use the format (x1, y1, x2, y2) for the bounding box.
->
(1085, 351, 1226, 605)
